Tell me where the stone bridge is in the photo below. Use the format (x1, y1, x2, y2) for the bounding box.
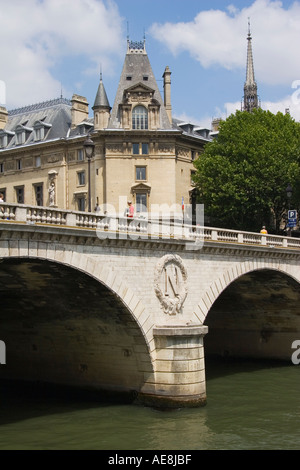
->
(0, 203, 299, 408)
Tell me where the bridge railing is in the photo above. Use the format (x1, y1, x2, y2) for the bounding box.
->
(0, 203, 299, 249)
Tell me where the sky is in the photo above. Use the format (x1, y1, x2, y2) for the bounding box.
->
(1, 0, 300, 129)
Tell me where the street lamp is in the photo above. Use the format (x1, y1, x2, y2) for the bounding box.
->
(286, 183, 292, 207)
(83, 136, 95, 212)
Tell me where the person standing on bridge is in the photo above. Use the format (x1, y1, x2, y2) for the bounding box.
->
(126, 201, 134, 218)
(0, 193, 4, 214)
(260, 226, 268, 234)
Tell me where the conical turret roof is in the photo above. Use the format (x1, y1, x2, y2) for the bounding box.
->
(93, 74, 111, 110)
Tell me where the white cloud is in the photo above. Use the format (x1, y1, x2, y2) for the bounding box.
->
(150, 0, 300, 86)
(0, 0, 123, 108)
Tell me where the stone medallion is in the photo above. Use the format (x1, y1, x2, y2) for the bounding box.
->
(154, 254, 188, 315)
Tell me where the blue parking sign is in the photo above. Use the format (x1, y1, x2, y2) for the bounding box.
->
(288, 210, 297, 220)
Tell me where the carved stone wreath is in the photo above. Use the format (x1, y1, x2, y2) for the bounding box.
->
(154, 254, 188, 315)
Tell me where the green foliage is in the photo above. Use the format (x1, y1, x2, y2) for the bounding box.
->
(193, 108, 300, 233)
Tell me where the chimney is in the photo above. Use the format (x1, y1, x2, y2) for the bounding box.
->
(163, 66, 172, 123)
(0, 106, 8, 130)
(211, 118, 222, 132)
(71, 94, 89, 129)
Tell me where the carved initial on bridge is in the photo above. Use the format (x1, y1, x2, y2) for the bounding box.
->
(164, 264, 180, 298)
(154, 254, 188, 315)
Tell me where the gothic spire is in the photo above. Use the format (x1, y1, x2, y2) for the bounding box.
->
(243, 19, 259, 112)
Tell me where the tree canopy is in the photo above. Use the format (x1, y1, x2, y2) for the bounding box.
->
(193, 108, 300, 233)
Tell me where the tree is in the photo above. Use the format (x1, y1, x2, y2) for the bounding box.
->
(193, 108, 300, 233)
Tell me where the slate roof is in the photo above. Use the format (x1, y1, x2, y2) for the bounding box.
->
(1, 98, 72, 149)
(93, 76, 111, 109)
(172, 118, 212, 141)
(108, 41, 171, 130)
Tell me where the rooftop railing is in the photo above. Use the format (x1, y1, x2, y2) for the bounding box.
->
(0, 202, 299, 249)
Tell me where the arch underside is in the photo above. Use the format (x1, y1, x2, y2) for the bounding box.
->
(0, 258, 152, 398)
(204, 270, 300, 360)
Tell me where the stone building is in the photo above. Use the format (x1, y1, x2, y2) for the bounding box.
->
(0, 39, 211, 218)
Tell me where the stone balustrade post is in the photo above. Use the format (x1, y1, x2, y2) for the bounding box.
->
(211, 229, 218, 241)
(66, 212, 77, 227)
(15, 206, 27, 222)
(261, 235, 267, 246)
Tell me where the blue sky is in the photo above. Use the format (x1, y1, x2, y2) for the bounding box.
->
(1, 0, 300, 128)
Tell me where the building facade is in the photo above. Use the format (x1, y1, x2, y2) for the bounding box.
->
(0, 40, 211, 219)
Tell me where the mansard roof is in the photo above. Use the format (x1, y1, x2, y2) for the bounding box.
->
(1, 98, 72, 149)
(172, 118, 212, 141)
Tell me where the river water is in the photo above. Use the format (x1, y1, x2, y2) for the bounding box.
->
(0, 357, 299, 451)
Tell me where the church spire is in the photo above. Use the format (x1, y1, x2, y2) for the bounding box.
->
(242, 19, 259, 112)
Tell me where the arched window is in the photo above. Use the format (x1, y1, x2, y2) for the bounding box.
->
(132, 105, 148, 130)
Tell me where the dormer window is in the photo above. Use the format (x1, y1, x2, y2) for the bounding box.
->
(33, 120, 52, 141)
(78, 122, 93, 135)
(0, 130, 14, 148)
(132, 105, 148, 130)
(16, 124, 33, 145)
(16, 129, 25, 145)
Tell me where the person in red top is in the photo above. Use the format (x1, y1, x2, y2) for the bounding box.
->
(127, 201, 134, 218)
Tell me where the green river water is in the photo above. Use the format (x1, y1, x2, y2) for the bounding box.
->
(0, 358, 299, 451)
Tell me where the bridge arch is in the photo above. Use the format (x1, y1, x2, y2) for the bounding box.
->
(200, 265, 300, 361)
(0, 255, 154, 401)
(194, 260, 300, 325)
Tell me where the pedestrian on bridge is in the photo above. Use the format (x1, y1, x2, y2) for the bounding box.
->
(0, 193, 4, 214)
(260, 226, 268, 234)
(126, 201, 134, 218)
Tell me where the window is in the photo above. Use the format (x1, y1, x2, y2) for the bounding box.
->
(0, 189, 6, 201)
(78, 149, 84, 161)
(78, 171, 85, 186)
(0, 163, 3, 173)
(34, 184, 43, 206)
(16, 131, 24, 145)
(126, 75, 132, 81)
(191, 150, 198, 161)
(132, 143, 139, 155)
(77, 197, 85, 212)
(143, 75, 148, 81)
(136, 193, 147, 213)
(136, 166, 146, 181)
(142, 143, 149, 155)
(16, 159, 22, 170)
(132, 105, 148, 130)
(15, 186, 24, 204)
(132, 143, 149, 155)
(35, 127, 42, 141)
(35, 156, 41, 167)
(33, 119, 51, 142)
(0, 130, 14, 148)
